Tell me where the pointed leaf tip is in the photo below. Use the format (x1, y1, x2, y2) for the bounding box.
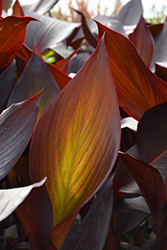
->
(30, 35, 121, 229)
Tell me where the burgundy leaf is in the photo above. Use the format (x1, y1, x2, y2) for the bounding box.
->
(118, 152, 165, 220)
(71, 8, 97, 48)
(129, 15, 155, 67)
(16, 180, 53, 250)
(0, 90, 42, 180)
(61, 176, 114, 250)
(13, 0, 24, 16)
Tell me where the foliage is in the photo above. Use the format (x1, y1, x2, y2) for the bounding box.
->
(0, 0, 167, 250)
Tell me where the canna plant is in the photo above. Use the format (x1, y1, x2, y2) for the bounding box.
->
(0, 0, 167, 250)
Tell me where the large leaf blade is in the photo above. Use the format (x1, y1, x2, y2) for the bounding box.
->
(30, 36, 120, 228)
(0, 91, 42, 180)
(97, 22, 167, 120)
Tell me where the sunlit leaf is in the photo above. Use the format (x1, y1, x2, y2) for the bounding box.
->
(117, 0, 143, 26)
(0, 90, 42, 180)
(150, 19, 167, 72)
(30, 36, 120, 229)
(22, 0, 59, 15)
(0, 177, 46, 221)
(24, 12, 80, 52)
(97, 22, 167, 120)
(0, 16, 35, 70)
(129, 15, 155, 67)
(13, 0, 24, 16)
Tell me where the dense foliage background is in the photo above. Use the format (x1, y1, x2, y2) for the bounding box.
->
(0, 0, 167, 249)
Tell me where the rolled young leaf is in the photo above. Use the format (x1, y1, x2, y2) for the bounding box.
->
(30, 35, 121, 229)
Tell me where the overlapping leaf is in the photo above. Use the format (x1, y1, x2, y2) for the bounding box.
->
(8, 44, 60, 123)
(150, 19, 167, 72)
(0, 16, 35, 70)
(98, 22, 167, 120)
(0, 177, 46, 221)
(29, 36, 121, 229)
(0, 91, 42, 180)
(16, 182, 53, 250)
(129, 15, 155, 66)
(119, 153, 165, 219)
(24, 12, 81, 52)
(61, 176, 114, 250)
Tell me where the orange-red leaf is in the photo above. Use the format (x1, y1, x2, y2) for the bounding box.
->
(0, 16, 35, 70)
(29, 36, 120, 229)
(13, 0, 24, 16)
(129, 15, 155, 67)
(97, 22, 167, 120)
(54, 48, 82, 74)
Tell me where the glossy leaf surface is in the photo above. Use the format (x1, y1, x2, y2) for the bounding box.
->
(0, 91, 42, 180)
(0, 177, 46, 221)
(61, 176, 114, 250)
(22, 0, 59, 15)
(25, 12, 80, 52)
(150, 19, 167, 72)
(8, 44, 60, 123)
(0, 16, 35, 70)
(129, 15, 154, 67)
(117, 0, 143, 26)
(30, 36, 121, 227)
(16, 181, 53, 250)
(119, 152, 165, 219)
(98, 22, 167, 120)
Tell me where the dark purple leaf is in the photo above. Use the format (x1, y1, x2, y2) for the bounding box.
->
(24, 12, 81, 52)
(0, 60, 16, 111)
(71, 8, 97, 48)
(118, 153, 165, 220)
(61, 176, 114, 250)
(21, 0, 59, 15)
(0, 177, 46, 221)
(3, 0, 12, 11)
(150, 19, 167, 72)
(117, 0, 143, 26)
(16, 180, 53, 250)
(129, 15, 155, 67)
(0, 91, 42, 180)
(68, 51, 92, 74)
(8, 44, 59, 122)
